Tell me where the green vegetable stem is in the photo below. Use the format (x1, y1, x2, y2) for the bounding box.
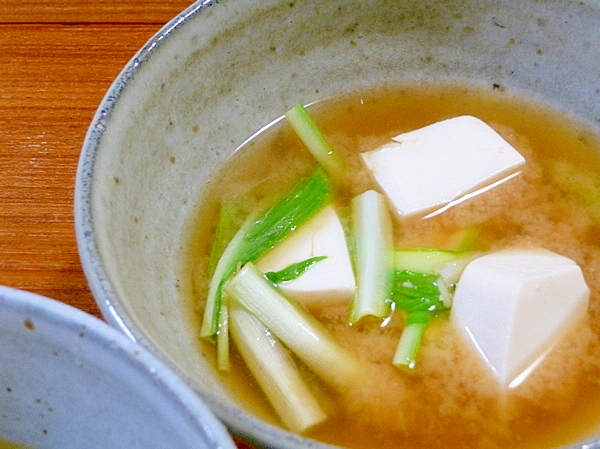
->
(226, 262, 361, 388)
(285, 103, 347, 184)
(200, 168, 331, 369)
(349, 190, 395, 324)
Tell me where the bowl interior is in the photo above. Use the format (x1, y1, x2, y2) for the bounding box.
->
(76, 0, 600, 447)
(0, 286, 234, 449)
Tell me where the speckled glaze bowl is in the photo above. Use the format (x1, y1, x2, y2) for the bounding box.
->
(0, 286, 235, 449)
(75, 1, 600, 448)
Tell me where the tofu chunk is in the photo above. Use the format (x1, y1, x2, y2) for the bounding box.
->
(451, 249, 590, 387)
(255, 205, 356, 305)
(360, 115, 526, 217)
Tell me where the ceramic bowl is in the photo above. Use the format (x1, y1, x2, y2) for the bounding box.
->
(0, 286, 235, 449)
(75, 1, 600, 448)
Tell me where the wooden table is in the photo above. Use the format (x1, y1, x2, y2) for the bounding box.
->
(0, 2, 250, 447)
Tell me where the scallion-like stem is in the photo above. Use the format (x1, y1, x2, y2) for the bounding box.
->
(225, 262, 360, 388)
(200, 168, 331, 340)
(349, 190, 394, 324)
(229, 302, 327, 433)
(285, 104, 346, 182)
(392, 311, 429, 372)
(216, 299, 230, 371)
(394, 248, 466, 275)
(390, 267, 456, 372)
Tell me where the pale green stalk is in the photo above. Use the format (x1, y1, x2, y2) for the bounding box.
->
(216, 299, 230, 371)
(285, 104, 346, 183)
(225, 262, 360, 388)
(229, 302, 327, 433)
(394, 248, 466, 275)
(349, 190, 394, 324)
(392, 312, 429, 372)
(200, 168, 330, 340)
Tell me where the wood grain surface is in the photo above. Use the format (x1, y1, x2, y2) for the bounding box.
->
(0, 2, 252, 447)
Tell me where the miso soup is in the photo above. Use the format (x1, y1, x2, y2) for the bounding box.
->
(0, 437, 30, 449)
(184, 81, 600, 449)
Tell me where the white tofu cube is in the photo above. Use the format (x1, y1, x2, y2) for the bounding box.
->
(360, 115, 526, 217)
(451, 249, 590, 387)
(255, 205, 356, 305)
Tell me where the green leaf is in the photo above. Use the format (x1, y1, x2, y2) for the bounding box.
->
(391, 270, 449, 373)
(405, 310, 431, 325)
(200, 168, 331, 341)
(391, 269, 446, 313)
(264, 256, 327, 285)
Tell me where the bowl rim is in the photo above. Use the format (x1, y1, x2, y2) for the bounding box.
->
(72, 0, 208, 404)
(74, 1, 212, 342)
(0, 284, 236, 449)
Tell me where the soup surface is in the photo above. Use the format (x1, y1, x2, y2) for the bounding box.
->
(185, 81, 600, 449)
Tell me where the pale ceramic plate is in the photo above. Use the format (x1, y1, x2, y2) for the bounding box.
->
(0, 286, 235, 449)
(75, 1, 600, 447)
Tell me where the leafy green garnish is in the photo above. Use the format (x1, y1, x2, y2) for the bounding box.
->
(200, 168, 331, 346)
(264, 256, 327, 286)
(390, 269, 447, 313)
(391, 269, 450, 372)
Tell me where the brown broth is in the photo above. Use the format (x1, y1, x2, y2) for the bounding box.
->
(0, 438, 30, 449)
(184, 81, 600, 448)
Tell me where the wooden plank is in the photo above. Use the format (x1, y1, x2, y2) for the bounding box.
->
(0, 0, 195, 24)
(0, 23, 164, 312)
